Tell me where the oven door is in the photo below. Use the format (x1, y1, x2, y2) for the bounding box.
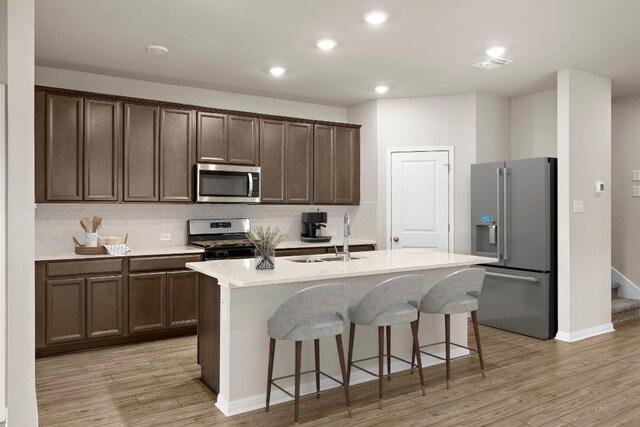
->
(196, 164, 261, 203)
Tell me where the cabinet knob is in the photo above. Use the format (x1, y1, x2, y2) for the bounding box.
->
(393, 237, 399, 243)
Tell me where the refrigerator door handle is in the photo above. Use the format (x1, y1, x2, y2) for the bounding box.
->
(485, 271, 539, 282)
(503, 167, 509, 261)
(496, 168, 502, 260)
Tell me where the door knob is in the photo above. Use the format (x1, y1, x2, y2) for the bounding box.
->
(393, 237, 399, 242)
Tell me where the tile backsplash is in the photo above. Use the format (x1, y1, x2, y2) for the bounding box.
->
(35, 202, 377, 254)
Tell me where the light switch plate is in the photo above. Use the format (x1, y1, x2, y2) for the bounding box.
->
(633, 186, 640, 197)
(573, 200, 584, 213)
(633, 170, 640, 181)
(160, 233, 171, 241)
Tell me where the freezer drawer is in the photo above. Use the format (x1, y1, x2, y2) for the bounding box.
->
(477, 267, 556, 340)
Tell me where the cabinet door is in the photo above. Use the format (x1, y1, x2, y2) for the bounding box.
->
(84, 99, 121, 201)
(260, 119, 286, 203)
(128, 272, 166, 333)
(313, 125, 336, 204)
(196, 112, 227, 163)
(46, 278, 86, 344)
(335, 127, 360, 205)
(124, 103, 160, 201)
(228, 115, 259, 165)
(286, 122, 313, 204)
(86, 275, 123, 339)
(167, 271, 198, 328)
(45, 94, 84, 201)
(160, 108, 194, 202)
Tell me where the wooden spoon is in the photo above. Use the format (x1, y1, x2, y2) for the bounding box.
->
(92, 216, 103, 232)
(81, 217, 91, 232)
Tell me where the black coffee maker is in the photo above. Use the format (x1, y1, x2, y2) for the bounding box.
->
(301, 211, 332, 243)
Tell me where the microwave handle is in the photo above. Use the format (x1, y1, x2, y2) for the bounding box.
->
(247, 173, 254, 197)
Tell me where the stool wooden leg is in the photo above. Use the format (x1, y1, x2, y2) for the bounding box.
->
(347, 322, 355, 382)
(411, 312, 420, 375)
(386, 325, 391, 381)
(445, 314, 451, 390)
(410, 319, 426, 396)
(295, 341, 302, 424)
(471, 310, 485, 378)
(314, 339, 321, 399)
(335, 334, 352, 418)
(265, 338, 276, 412)
(378, 326, 384, 409)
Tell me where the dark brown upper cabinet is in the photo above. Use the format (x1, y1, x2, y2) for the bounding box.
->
(259, 119, 313, 204)
(196, 112, 227, 163)
(286, 122, 313, 204)
(84, 99, 121, 201)
(197, 113, 258, 166)
(228, 115, 259, 165)
(160, 108, 195, 202)
(313, 125, 336, 204)
(313, 125, 360, 205)
(123, 103, 160, 202)
(44, 94, 84, 201)
(36, 93, 122, 203)
(259, 119, 287, 203)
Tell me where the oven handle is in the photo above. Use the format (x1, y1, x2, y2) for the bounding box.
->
(248, 173, 254, 197)
(485, 271, 539, 282)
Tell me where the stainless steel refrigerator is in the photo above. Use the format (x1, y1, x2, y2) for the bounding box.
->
(471, 157, 557, 339)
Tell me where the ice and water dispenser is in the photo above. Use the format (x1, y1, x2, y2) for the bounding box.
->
(472, 214, 498, 257)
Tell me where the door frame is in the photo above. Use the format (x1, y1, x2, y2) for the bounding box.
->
(386, 146, 455, 252)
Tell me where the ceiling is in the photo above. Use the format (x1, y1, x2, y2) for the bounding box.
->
(36, 0, 640, 107)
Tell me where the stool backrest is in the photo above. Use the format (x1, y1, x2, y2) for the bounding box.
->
(350, 274, 423, 325)
(420, 268, 486, 313)
(268, 283, 348, 340)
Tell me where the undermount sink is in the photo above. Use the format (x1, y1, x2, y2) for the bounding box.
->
(288, 255, 364, 263)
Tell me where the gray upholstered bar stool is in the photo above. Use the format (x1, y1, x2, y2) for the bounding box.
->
(411, 268, 486, 389)
(265, 283, 352, 425)
(347, 274, 426, 409)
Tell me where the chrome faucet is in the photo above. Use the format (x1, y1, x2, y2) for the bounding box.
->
(343, 212, 351, 260)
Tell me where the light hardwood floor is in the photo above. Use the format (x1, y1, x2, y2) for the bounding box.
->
(36, 320, 640, 426)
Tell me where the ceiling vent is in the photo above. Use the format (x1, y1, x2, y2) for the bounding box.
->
(472, 58, 514, 70)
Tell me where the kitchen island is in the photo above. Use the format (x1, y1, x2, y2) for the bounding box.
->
(186, 249, 495, 416)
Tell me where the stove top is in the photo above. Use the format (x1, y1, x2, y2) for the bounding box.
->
(187, 218, 255, 260)
(190, 239, 253, 249)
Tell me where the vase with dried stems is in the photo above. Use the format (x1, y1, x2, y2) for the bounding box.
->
(246, 226, 287, 270)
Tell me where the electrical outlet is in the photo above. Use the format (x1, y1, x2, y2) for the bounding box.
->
(160, 233, 171, 241)
(633, 186, 640, 197)
(633, 170, 640, 181)
(573, 200, 584, 213)
(329, 229, 337, 236)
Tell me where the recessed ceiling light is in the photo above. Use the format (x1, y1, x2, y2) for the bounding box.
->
(269, 66, 287, 77)
(364, 11, 388, 25)
(146, 45, 168, 55)
(374, 85, 390, 94)
(317, 39, 338, 51)
(485, 46, 506, 58)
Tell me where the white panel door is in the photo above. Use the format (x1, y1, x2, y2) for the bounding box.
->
(391, 150, 450, 251)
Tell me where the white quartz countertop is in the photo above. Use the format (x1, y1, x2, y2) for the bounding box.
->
(35, 246, 205, 261)
(276, 238, 377, 249)
(186, 249, 497, 288)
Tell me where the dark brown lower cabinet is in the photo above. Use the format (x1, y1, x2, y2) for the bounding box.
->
(86, 275, 123, 339)
(167, 271, 198, 328)
(128, 272, 167, 334)
(46, 278, 86, 345)
(275, 244, 376, 258)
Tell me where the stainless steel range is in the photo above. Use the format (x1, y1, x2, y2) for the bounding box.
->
(188, 218, 255, 260)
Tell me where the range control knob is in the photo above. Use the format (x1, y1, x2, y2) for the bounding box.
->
(223, 250, 229, 257)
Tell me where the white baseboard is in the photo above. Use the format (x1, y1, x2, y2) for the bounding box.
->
(555, 323, 615, 342)
(215, 347, 469, 417)
(611, 267, 640, 300)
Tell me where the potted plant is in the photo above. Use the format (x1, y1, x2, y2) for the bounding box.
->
(246, 226, 287, 270)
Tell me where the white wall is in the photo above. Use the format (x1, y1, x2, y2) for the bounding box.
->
(557, 69, 612, 339)
(511, 89, 557, 159)
(6, 0, 38, 424)
(612, 94, 640, 286)
(36, 66, 348, 123)
(475, 92, 511, 163)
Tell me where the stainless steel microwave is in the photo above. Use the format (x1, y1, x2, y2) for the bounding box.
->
(195, 164, 261, 203)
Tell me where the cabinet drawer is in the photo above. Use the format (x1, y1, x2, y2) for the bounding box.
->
(129, 254, 203, 272)
(47, 258, 124, 278)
